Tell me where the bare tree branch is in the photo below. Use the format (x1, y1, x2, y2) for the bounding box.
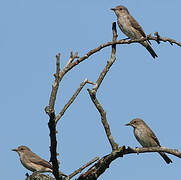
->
(46, 53, 96, 179)
(55, 78, 96, 124)
(65, 157, 99, 180)
(93, 22, 117, 92)
(67, 31, 181, 72)
(87, 22, 119, 151)
(87, 89, 118, 151)
(44, 19, 181, 180)
(48, 53, 61, 112)
(77, 146, 125, 180)
(77, 146, 180, 180)
(45, 54, 62, 180)
(125, 146, 181, 158)
(47, 28, 180, 95)
(47, 111, 63, 180)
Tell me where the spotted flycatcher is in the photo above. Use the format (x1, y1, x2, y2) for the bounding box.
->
(111, 5, 158, 58)
(12, 145, 67, 176)
(125, 118, 172, 164)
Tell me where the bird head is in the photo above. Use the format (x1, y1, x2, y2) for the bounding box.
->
(111, 5, 129, 16)
(125, 118, 144, 128)
(12, 145, 31, 156)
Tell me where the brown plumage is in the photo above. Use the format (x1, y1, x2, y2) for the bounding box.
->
(111, 5, 158, 58)
(125, 118, 172, 164)
(12, 145, 67, 176)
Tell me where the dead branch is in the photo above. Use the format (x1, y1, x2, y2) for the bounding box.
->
(45, 54, 62, 180)
(87, 22, 118, 151)
(65, 157, 99, 180)
(44, 19, 181, 180)
(125, 146, 181, 157)
(77, 146, 181, 180)
(55, 78, 95, 124)
(67, 30, 181, 72)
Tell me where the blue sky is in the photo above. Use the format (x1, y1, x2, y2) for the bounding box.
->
(1, 0, 181, 179)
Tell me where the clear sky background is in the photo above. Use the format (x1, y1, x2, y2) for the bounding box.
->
(1, 0, 181, 179)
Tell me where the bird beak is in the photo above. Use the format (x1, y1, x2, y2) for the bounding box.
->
(125, 123, 131, 126)
(12, 148, 17, 152)
(110, 8, 115, 11)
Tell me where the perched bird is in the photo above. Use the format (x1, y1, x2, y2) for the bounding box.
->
(125, 118, 172, 164)
(111, 5, 158, 58)
(12, 145, 67, 176)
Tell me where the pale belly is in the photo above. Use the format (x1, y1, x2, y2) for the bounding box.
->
(134, 128, 153, 147)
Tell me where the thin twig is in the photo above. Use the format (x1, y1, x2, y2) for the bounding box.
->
(93, 22, 117, 92)
(48, 53, 61, 112)
(125, 146, 181, 158)
(65, 157, 99, 180)
(55, 78, 96, 124)
(65, 50, 79, 67)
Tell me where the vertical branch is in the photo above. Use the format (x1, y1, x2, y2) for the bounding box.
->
(49, 53, 61, 111)
(55, 79, 95, 124)
(93, 22, 117, 92)
(87, 22, 118, 151)
(48, 112, 61, 180)
(87, 89, 118, 150)
(45, 54, 62, 180)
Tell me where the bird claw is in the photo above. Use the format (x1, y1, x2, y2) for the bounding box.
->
(135, 147, 139, 155)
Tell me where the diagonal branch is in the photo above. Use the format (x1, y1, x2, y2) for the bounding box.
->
(93, 22, 117, 92)
(55, 78, 95, 124)
(87, 22, 118, 151)
(48, 29, 180, 96)
(47, 30, 180, 115)
(65, 157, 99, 180)
(67, 31, 181, 72)
(87, 89, 118, 151)
(77, 146, 181, 180)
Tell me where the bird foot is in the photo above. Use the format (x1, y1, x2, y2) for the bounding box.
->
(135, 147, 139, 155)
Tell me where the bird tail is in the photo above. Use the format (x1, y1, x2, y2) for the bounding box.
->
(141, 41, 158, 59)
(158, 152, 172, 164)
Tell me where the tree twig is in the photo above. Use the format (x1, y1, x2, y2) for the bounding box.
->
(65, 157, 99, 180)
(48, 53, 61, 112)
(93, 22, 117, 92)
(55, 78, 95, 124)
(125, 146, 181, 157)
(87, 22, 118, 151)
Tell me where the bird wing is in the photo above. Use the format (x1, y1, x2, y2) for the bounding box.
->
(150, 132, 161, 146)
(128, 15, 151, 44)
(145, 125, 161, 146)
(128, 15, 146, 38)
(28, 152, 53, 169)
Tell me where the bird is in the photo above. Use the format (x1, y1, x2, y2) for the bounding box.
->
(125, 118, 172, 164)
(12, 145, 67, 176)
(111, 5, 158, 58)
